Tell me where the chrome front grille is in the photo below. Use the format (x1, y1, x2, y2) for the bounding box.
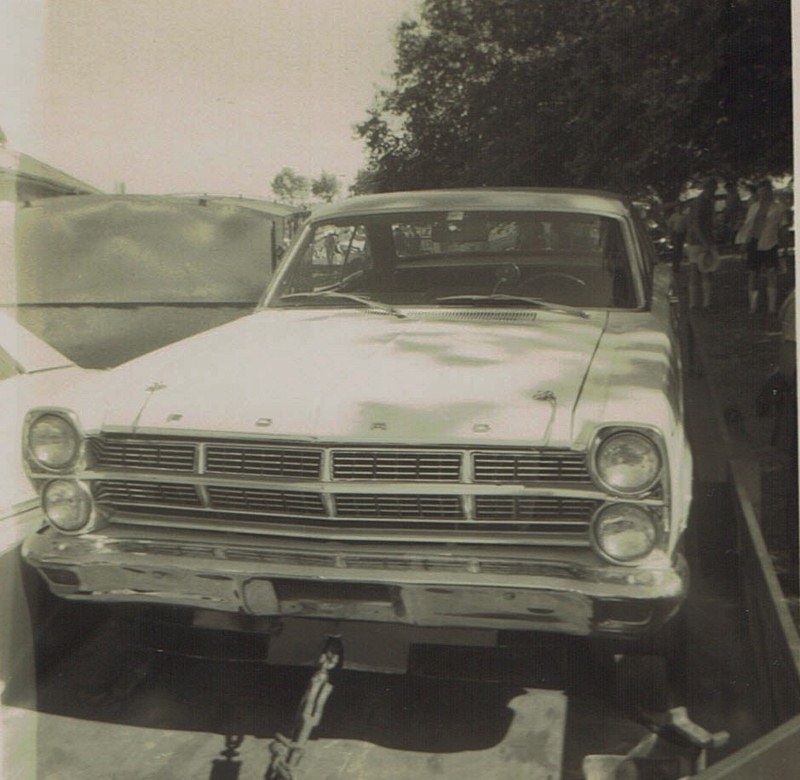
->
(87, 434, 602, 543)
(205, 444, 322, 479)
(332, 450, 462, 481)
(90, 437, 590, 485)
(94, 480, 201, 507)
(93, 479, 599, 528)
(474, 497, 599, 534)
(89, 437, 196, 472)
(473, 452, 591, 483)
(207, 486, 326, 516)
(334, 494, 464, 520)
(474, 496, 598, 521)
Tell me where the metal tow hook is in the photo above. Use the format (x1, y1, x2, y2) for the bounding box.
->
(266, 635, 344, 780)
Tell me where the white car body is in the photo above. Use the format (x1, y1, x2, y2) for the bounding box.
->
(21, 190, 692, 638)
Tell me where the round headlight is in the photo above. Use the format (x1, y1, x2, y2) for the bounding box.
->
(42, 479, 93, 532)
(592, 503, 658, 562)
(594, 431, 661, 494)
(28, 414, 80, 471)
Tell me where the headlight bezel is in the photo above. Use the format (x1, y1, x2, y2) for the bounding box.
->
(24, 408, 86, 474)
(41, 478, 99, 534)
(589, 427, 665, 498)
(590, 502, 661, 564)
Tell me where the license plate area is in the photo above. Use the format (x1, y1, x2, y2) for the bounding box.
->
(271, 578, 394, 604)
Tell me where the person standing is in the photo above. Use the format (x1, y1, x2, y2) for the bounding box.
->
(722, 180, 743, 247)
(685, 177, 719, 310)
(666, 203, 687, 275)
(737, 180, 787, 324)
(324, 230, 339, 264)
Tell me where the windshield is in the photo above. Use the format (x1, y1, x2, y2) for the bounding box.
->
(264, 210, 638, 311)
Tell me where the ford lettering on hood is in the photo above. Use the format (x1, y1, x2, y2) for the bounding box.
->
(99, 308, 607, 445)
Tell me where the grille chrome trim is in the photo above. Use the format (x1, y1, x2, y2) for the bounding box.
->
(93, 479, 600, 530)
(473, 451, 591, 483)
(334, 493, 464, 520)
(89, 435, 591, 486)
(107, 511, 592, 546)
(207, 485, 326, 516)
(86, 434, 610, 545)
(474, 496, 598, 521)
(89, 437, 196, 472)
(94, 480, 201, 507)
(205, 444, 322, 479)
(332, 450, 462, 482)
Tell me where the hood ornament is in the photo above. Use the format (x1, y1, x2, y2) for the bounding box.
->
(533, 389, 557, 444)
(132, 381, 167, 432)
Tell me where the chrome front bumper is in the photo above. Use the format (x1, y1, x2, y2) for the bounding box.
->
(22, 524, 688, 637)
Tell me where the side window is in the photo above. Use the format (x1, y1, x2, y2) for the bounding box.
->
(306, 224, 372, 289)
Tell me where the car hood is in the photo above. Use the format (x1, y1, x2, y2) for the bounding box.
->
(98, 309, 608, 446)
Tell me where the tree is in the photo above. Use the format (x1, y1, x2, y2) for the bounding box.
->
(357, 0, 792, 200)
(311, 171, 341, 202)
(700, 0, 793, 179)
(270, 167, 310, 205)
(350, 167, 381, 196)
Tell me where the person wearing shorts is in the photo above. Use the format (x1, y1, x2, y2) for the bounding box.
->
(738, 180, 787, 320)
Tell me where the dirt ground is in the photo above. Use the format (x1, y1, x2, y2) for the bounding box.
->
(680, 249, 798, 604)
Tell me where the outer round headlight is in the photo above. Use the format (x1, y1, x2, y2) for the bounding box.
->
(42, 479, 93, 532)
(592, 503, 658, 562)
(594, 431, 661, 494)
(28, 414, 80, 470)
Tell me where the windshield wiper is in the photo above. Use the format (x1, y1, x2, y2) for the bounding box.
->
(435, 293, 587, 318)
(277, 291, 407, 318)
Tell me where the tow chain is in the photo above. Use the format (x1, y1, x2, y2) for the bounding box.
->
(265, 635, 343, 780)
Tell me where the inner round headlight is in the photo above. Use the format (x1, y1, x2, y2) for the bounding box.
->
(594, 431, 661, 494)
(592, 503, 658, 562)
(42, 479, 93, 532)
(28, 414, 80, 471)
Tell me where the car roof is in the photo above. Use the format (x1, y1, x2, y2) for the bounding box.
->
(310, 188, 631, 221)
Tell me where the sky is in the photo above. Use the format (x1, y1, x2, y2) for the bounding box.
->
(1, 0, 419, 197)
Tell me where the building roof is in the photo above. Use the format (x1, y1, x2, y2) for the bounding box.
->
(0, 146, 102, 201)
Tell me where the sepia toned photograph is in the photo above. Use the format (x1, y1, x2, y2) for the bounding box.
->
(0, 1, 796, 778)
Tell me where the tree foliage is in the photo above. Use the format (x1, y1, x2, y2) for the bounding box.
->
(356, 0, 792, 200)
(270, 167, 310, 205)
(271, 168, 344, 204)
(311, 171, 341, 202)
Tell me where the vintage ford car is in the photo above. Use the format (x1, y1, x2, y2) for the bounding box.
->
(21, 189, 691, 640)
